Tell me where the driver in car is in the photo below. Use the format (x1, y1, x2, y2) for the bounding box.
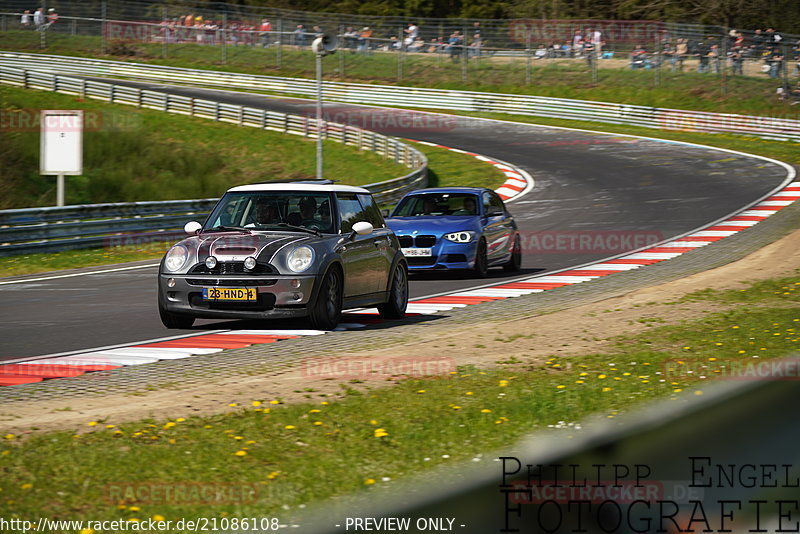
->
(247, 199, 279, 227)
(299, 196, 318, 226)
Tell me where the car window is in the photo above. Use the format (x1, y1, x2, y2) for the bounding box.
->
(392, 193, 478, 217)
(357, 193, 386, 228)
(204, 192, 334, 232)
(336, 193, 367, 234)
(488, 192, 506, 216)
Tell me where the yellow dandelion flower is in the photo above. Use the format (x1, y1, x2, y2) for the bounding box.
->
(708, 357, 717, 361)
(117, 505, 127, 510)
(87, 421, 98, 427)
(270, 400, 281, 405)
(598, 374, 606, 379)
(695, 390, 704, 396)
(3, 434, 15, 440)
(417, 390, 426, 394)
(556, 385, 566, 389)
(227, 403, 238, 407)
(313, 421, 323, 426)
(495, 420, 503, 424)
(152, 515, 165, 522)
(20, 483, 33, 490)
(284, 425, 296, 430)
(203, 425, 213, 429)
(267, 471, 280, 479)
(575, 380, 585, 384)
(369, 419, 378, 425)
(245, 440, 256, 445)
(251, 401, 262, 407)
(465, 391, 474, 396)
(364, 478, 376, 485)
(673, 389, 683, 393)
(129, 506, 140, 512)
(80, 529, 95, 534)
(623, 372, 631, 376)
(481, 409, 492, 413)
(1, 450, 10, 456)
(320, 401, 329, 405)
(579, 372, 588, 377)
(234, 450, 247, 457)
(309, 409, 321, 414)
(682, 346, 691, 350)
(602, 387, 612, 392)
(374, 428, 389, 438)
(163, 422, 176, 429)
(498, 380, 508, 387)
(452, 405, 461, 410)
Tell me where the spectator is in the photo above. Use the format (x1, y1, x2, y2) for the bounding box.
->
(695, 39, 711, 73)
(470, 32, 483, 57)
(259, 18, 271, 48)
(20, 10, 31, 28)
(630, 44, 648, 69)
(403, 22, 419, 49)
(447, 31, 463, 61)
(312, 25, 323, 38)
(709, 44, 721, 73)
(768, 50, 784, 79)
(184, 14, 194, 27)
(33, 7, 44, 30)
(730, 47, 744, 75)
(47, 8, 58, 27)
(293, 24, 307, 47)
(534, 44, 548, 59)
(672, 38, 688, 71)
(357, 27, 372, 53)
(571, 30, 583, 57)
(586, 27, 603, 57)
(343, 27, 359, 49)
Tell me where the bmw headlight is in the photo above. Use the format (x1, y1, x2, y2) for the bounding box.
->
(287, 246, 314, 273)
(444, 231, 476, 243)
(164, 245, 189, 272)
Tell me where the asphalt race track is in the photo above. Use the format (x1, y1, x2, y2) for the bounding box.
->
(0, 79, 790, 360)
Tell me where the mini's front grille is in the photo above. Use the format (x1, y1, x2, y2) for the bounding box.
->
(189, 262, 277, 275)
(188, 292, 277, 311)
(186, 278, 278, 287)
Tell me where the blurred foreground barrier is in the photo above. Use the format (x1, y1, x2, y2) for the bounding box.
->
(293, 358, 800, 533)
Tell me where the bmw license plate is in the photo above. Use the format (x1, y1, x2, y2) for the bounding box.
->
(202, 287, 257, 301)
(401, 248, 432, 257)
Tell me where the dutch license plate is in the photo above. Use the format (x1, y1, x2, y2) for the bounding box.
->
(401, 247, 433, 257)
(202, 287, 257, 301)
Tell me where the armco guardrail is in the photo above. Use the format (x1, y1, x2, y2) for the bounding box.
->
(2, 52, 799, 142)
(0, 62, 427, 256)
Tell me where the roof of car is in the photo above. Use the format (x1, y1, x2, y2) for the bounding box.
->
(404, 187, 489, 195)
(228, 183, 371, 194)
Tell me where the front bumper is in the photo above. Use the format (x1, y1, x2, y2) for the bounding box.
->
(159, 273, 317, 320)
(403, 240, 478, 271)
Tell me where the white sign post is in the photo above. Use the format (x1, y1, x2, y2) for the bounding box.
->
(40, 110, 83, 207)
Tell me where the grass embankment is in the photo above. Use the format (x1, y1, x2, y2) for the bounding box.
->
(0, 85, 506, 277)
(1, 30, 796, 116)
(1, 275, 798, 523)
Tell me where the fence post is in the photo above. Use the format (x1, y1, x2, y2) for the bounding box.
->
(101, 1, 107, 55)
(525, 28, 532, 85)
(720, 27, 728, 96)
(654, 31, 661, 88)
(339, 23, 345, 78)
(221, 13, 227, 64)
(161, 6, 167, 59)
(276, 18, 282, 69)
(398, 25, 404, 82)
(461, 23, 468, 83)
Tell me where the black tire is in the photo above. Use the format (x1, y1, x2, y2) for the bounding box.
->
(378, 262, 408, 320)
(503, 234, 522, 272)
(472, 238, 489, 278)
(158, 300, 195, 329)
(309, 267, 343, 330)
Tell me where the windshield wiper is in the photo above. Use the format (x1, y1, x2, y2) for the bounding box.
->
(202, 225, 252, 233)
(275, 223, 321, 237)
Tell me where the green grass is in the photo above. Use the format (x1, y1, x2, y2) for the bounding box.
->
(0, 242, 170, 278)
(2, 30, 797, 117)
(0, 84, 413, 210)
(1, 275, 798, 525)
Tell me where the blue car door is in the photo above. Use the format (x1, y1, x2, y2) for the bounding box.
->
(481, 191, 515, 263)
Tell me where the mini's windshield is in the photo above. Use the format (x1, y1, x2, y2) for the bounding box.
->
(391, 193, 479, 217)
(205, 192, 335, 233)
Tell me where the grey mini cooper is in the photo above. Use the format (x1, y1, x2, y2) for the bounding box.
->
(158, 181, 409, 330)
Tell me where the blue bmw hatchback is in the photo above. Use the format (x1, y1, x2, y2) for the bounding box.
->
(385, 187, 521, 277)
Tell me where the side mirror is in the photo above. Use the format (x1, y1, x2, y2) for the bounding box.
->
(184, 221, 202, 235)
(351, 221, 374, 237)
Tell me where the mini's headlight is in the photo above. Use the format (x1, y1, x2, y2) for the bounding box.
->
(287, 246, 314, 273)
(243, 256, 257, 270)
(164, 245, 189, 272)
(444, 231, 476, 243)
(205, 256, 218, 269)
